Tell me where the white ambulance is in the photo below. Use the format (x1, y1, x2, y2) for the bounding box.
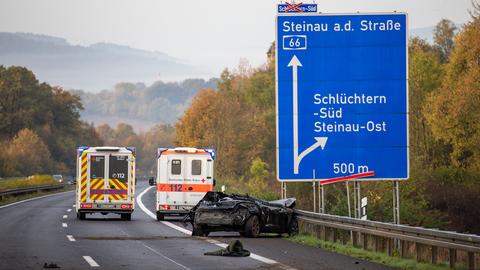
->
(76, 146, 136, 220)
(155, 147, 215, 220)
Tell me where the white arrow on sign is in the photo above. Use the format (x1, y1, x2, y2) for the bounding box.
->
(288, 55, 328, 174)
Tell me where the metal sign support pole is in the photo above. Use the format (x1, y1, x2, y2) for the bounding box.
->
(312, 181, 317, 212)
(354, 181, 361, 218)
(281, 182, 287, 199)
(346, 182, 352, 218)
(319, 184, 325, 214)
(393, 180, 400, 250)
(353, 181, 357, 218)
(346, 181, 353, 243)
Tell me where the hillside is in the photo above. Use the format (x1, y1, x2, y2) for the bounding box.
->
(0, 32, 206, 91)
(72, 78, 218, 131)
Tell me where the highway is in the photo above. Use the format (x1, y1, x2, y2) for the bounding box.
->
(0, 181, 391, 270)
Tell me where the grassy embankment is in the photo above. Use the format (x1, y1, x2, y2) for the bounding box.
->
(287, 233, 462, 270)
(0, 175, 73, 206)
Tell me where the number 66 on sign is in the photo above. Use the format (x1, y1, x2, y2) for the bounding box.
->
(283, 35, 307, 50)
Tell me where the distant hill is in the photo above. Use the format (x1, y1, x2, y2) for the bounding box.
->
(0, 32, 207, 92)
(71, 78, 218, 131)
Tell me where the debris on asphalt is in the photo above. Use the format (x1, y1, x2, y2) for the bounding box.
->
(43, 262, 60, 268)
(204, 240, 250, 257)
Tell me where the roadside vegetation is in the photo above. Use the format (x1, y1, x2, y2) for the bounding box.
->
(0, 175, 57, 191)
(287, 233, 458, 270)
(0, 186, 73, 207)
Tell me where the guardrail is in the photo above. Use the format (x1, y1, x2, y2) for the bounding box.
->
(296, 209, 480, 269)
(0, 184, 65, 199)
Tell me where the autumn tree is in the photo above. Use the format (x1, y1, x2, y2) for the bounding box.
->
(433, 19, 457, 61)
(0, 66, 103, 176)
(2, 129, 54, 176)
(425, 12, 480, 169)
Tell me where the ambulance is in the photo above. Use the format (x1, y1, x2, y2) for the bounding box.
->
(76, 146, 136, 220)
(155, 147, 215, 220)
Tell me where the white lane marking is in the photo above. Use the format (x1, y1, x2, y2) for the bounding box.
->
(83, 256, 99, 267)
(63, 215, 68, 219)
(141, 243, 191, 270)
(136, 187, 194, 235)
(117, 228, 190, 270)
(62, 223, 68, 228)
(162, 221, 193, 235)
(67, 235, 76, 242)
(67, 208, 72, 212)
(137, 186, 289, 268)
(0, 190, 74, 210)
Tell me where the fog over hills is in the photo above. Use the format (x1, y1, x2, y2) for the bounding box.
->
(71, 78, 218, 131)
(0, 32, 207, 92)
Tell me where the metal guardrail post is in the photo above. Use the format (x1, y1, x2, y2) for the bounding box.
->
(450, 248, 457, 268)
(468, 252, 475, 270)
(431, 246, 438, 264)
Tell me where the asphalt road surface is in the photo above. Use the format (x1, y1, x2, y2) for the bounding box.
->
(0, 181, 392, 270)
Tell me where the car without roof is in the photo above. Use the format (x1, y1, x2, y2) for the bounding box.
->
(184, 192, 298, 238)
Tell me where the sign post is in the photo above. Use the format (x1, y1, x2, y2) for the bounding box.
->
(276, 12, 409, 182)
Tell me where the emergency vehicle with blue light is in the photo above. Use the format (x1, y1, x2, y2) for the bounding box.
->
(155, 147, 215, 220)
(76, 146, 136, 220)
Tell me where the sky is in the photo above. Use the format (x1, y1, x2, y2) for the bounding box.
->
(0, 0, 474, 78)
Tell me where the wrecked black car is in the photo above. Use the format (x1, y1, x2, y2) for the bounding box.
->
(184, 192, 298, 238)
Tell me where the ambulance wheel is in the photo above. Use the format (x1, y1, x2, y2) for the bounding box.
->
(78, 212, 86, 220)
(156, 212, 164, 221)
(121, 213, 131, 221)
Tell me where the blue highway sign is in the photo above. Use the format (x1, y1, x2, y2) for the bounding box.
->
(276, 13, 408, 181)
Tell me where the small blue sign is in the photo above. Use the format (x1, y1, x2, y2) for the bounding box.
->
(278, 3, 318, 13)
(276, 13, 409, 181)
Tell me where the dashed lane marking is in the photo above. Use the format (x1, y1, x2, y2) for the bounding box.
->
(63, 215, 68, 219)
(136, 186, 296, 269)
(67, 209, 72, 212)
(62, 223, 68, 228)
(67, 235, 76, 242)
(83, 256, 99, 267)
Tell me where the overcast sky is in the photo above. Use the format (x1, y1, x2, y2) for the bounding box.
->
(0, 0, 474, 78)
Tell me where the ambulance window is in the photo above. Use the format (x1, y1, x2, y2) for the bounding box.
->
(192, 160, 202, 175)
(171, 159, 181, 175)
(109, 155, 128, 183)
(90, 156, 105, 179)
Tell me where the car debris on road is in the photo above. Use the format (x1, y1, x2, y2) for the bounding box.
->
(204, 240, 250, 257)
(183, 191, 298, 238)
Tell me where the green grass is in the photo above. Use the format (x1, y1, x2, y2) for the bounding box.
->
(0, 175, 57, 191)
(0, 186, 74, 206)
(287, 233, 459, 270)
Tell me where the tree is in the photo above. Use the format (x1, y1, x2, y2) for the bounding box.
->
(246, 158, 269, 196)
(408, 38, 449, 169)
(425, 14, 480, 169)
(2, 129, 54, 176)
(433, 19, 457, 61)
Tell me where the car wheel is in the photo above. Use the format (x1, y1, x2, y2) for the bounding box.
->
(156, 212, 164, 221)
(79, 212, 86, 220)
(245, 215, 260, 238)
(192, 223, 205, 236)
(121, 213, 131, 221)
(288, 217, 299, 236)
